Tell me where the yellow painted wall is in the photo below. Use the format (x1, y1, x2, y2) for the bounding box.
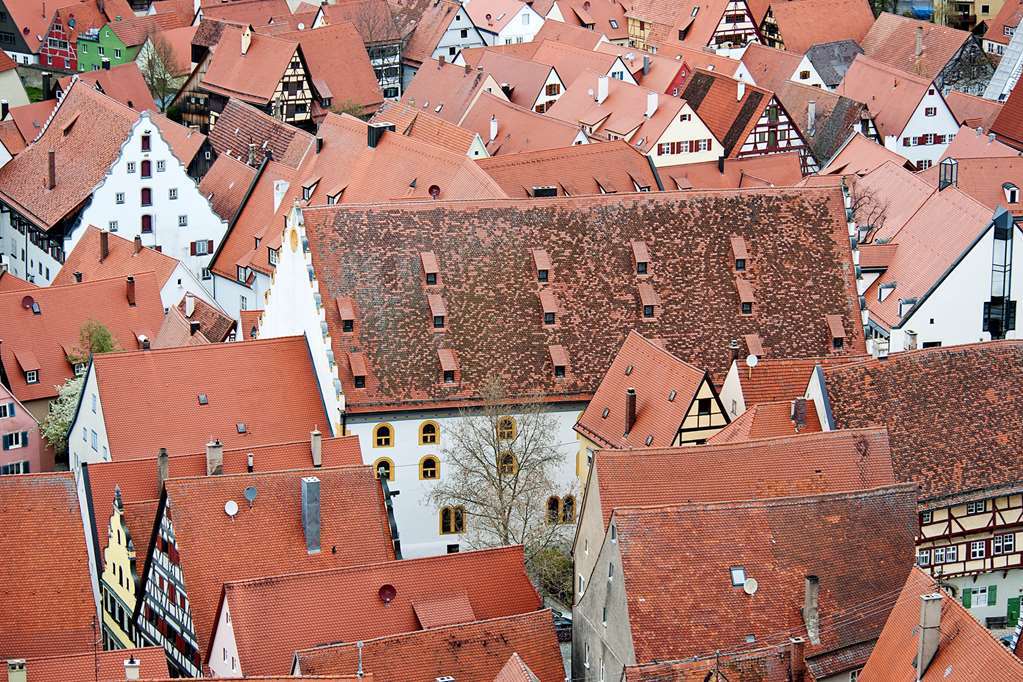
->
(101, 491, 140, 649)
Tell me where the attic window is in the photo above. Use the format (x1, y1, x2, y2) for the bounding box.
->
(601, 407, 609, 418)
(336, 296, 355, 333)
(549, 344, 569, 379)
(532, 249, 552, 283)
(826, 314, 846, 349)
(638, 282, 659, 319)
(744, 334, 764, 357)
(734, 277, 755, 315)
(141, 133, 151, 152)
(690, 6, 699, 16)
(1004, 183, 1019, 204)
(730, 566, 746, 586)
(428, 294, 447, 330)
(539, 289, 559, 326)
(197, 393, 209, 405)
(730, 236, 749, 271)
(302, 176, 320, 201)
(631, 240, 650, 275)
(625, 364, 633, 376)
(438, 348, 459, 384)
(349, 352, 367, 389)
(668, 390, 677, 402)
(62, 112, 80, 136)
(236, 422, 247, 434)
(421, 251, 440, 285)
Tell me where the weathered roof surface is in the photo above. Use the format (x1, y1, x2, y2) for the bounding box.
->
(151, 113, 208, 165)
(826, 342, 1023, 501)
(294, 611, 564, 681)
(401, 58, 503, 124)
(771, 0, 874, 54)
(819, 132, 913, 176)
(207, 97, 316, 168)
(575, 331, 707, 449)
(319, 0, 403, 42)
(202, 25, 297, 104)
(739, 42, 802, 94)
(109, 11, 187, 47)
(152, 304, 215, 348)
(531, 39, 623, 89)
(0, 270, 37, 292)
(991, 82, 1023, 150)
(660, 153, 803, 190)
(0, 119, 27, 156)
(475, 140, 659, 196)
(220, 546, 540, 675)
(938, 124, 1019, 160)
(494, 653, 542, 682)
(860, 568, 1023, 681)
(92, 336, 330, 458)
(6, 99, 57, 147)
(460, 48, 556, 109)
(178, 296, 236, 342)
(615, 485, 917, 670)
(462, 91, 585, 155)
(777, 80, 870, 163)
(53, 225, 178, 289)
(0, 82, 136, 231)
(58, 63, 158, 112)
(391, 0, 463, 67)
(836, 54, 932, 138)
(739, 355, 867, 406)
(156, 466, 395, 663)
(280, 22, 384, 115)
(464, 0, 533, 33)
(239, 309, 262, 339)
(198, 152, 259, 223)
(624, 0, 729, 47)
(302, 187, 865, 412)
(707, 398, 821, 443)
(2, 0, 77, 52)
(0, 473, 96, 658)
(0, 272, 164, 402)
(198, 0, 291, 24)
(986, 0, 1023, 47)
(945, 90, 1003, 130)
(624, 646, 793, 681)
(530, 15, 607, 49)
(546, 0, 626, 40)
(680, 68, 772, 157)
(805, 40, 864, 89)
(593, 427, 895, 528)
(860, 12, 971, 82)
(373, 100, 481, 156)
(21, 648, 169, 681)
(596, 43, 685, 94)
(920, 155, 1023, 215)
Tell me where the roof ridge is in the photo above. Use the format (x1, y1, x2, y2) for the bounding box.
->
(599, 425, 887, 458)
(101, 434, 355, 465)
(2, 270, 160, 296)
(165, 463, 368, 485)
(825, 339, 1023, 373)
(91, 334, 306, 361)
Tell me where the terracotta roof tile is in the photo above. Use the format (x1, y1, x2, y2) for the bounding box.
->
(153, 305, 214, 348)
(860, 12, 972, 82)
(151, 112, 208, 165)
(625, 0, 729, 47)
(494, 653, 541, 682)
(860, 568, 1023, 681)
(985, 0, 1023, 47)
(945, 91, 1003, 130)
(294, 611, 564, 682)
(547, 0, 627, 40)
(706, 398, 821, 443)
(463, 91, 585, 155)
(177, 295, 236, 341)
(392, 0, 462, 67)
(595, 43, 686, 94)
(198, 152, 259, 222)
(156, 24, 199, 77)
(373, 101, 481, 156)
(680, 68, 772, 157)
(738, 355, 867, 406)
(824, 341, 1023, 501)
(109, 11, 188, 47)
(739, 42, 802, 94)
(465, 0, 533, 33)
(575, 331, 708, 449)
(151, 465, 395, 664)
(303, 186, 865, 412)
(937, 124, 1019, 160)
(613, 485, 917, 669)
(777, 80, 872, 163)
(220, 545, 540, 675)
(531, 40, 624, 89)
(592, 427, 895, 528)
(919, 155, 1023, 215)
(992, 80, 1023, 149)
(318, 0, 402, 42)
(770, 0, 874, 54)
(239, 309, 262, 339)
(836, 55, 934, 140)
(0, 270, 38, 292)
(624, 646, 794, 681)
(21, 648, 169, 681)
(660, 152, 803, 190)
(1, 0, 74, 52)
(207, 98, 316, 168)
(53, 225, 178, 289)
(0, 473, 96, 658)
(402, 58, 505, 124)
(460, 48, 556, 109)
(6, 99, 57, 147)
(476, 140, 659, 196)
(58, 62, 158, 112)
(0, 48, 15, 73)
(0, 272, 164, 402)
(0, 119, 27, 156)
(279, 23, 383, 115)
(820, 132, 913, 176)
(91, 336, 331, 458)
(202, 26, 297, 104)
(198, 0, 291, 24)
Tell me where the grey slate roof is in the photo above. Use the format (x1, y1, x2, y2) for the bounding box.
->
(805, 40, 865, 88)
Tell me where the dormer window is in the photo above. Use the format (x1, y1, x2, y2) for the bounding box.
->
(735, 277, 754, 315)
(730, 566, 746, 586)
(1004, 183, 1019, 203)
(638, 282, 659, 319)
(730, 236, 749, 272)
(549, 344, 568, 379)
(532, 249, 552, 283)
(631, 240, 650, 275)
(539, 289, 559, 326)
(337, 296, 355, 333)
(439, 348, 458, 384)
(421, 251, 440, 286)
(302, 176, 320, 201)
(428, 293, 447, 330)
(826, 315, 846, 349)
(349, 352, 367, 388)
(25, 370, 38, 384)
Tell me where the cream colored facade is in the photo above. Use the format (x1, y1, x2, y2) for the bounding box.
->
(100, 487, 145, 650)
(649, 103, 725, 167)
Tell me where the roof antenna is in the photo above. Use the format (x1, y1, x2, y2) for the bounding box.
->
(356, 641, 364, 678)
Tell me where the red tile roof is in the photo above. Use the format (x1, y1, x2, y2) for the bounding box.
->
(460, 47, 557, 109)
(462, 91, 586, 155)
(823, 341, 1023, 501)
(155, 24, 199, 77)
(545, 0, 627, 41)
(149, 465, 395, 663)
(207, 97, 316, 168)
(937, 124, 1019, 160)
(770, 0, 874, 54)
(680, 68, 773, 158)
(0, 473, 96, 658)
(992, 80, 1023, 150)
(6, 99, 57, 147)
(475, 140, 660, 196)
(294, 611, 564, 682)
(738, 355, 867, 406)
(392, 0, 463, 67)
(464, 0, 534, 33)
(218, 545, 540, 675)
(0, 50, 16, 72)
(239, 309, 262, 339)
(178, 295, 236, 342)
(860, 568, 1023, 681)
(302, 186, 865, 412)
(612, 485, 917, 670)
(0, 272, 164, 402)
(919, 155, 1023, 215)
(985, 0, 1023, 47)
(198, 152, 260, 222)
(860, 12, 972, 83)
(153, 304, 215, 348)
(198, 0, 292, 24)
(944, 90, 1003, 130)
(109, 11, 188, 47)
(58, 62, 158, 112)
(575, 330, 709, 449)
(318, 0, 403, 42)
(660, 153, 804, 190)
(819, 133, 913, 176)
(22, 648, 169, 681)
(91, 336, 331, 458)
(707, 398, 821, 443)
(625, 0, 729, 47)
(591, 427, 895, 528)
(373, 100, 482, 156)
(624, 646, 794, 681)
(152, 112, 208, 165)
(836, 55, 934, 139)
(739, 42, 803, 94)
(0, 270, 37, 292)
(202, 26, 298, 104)
(53, 225, 179, 289)
(402, 58, 506, 124)
(494, 653, 542, 682)
(531, 40, 625, 90)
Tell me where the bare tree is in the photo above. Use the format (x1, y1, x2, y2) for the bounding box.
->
(848, 179, 889, 242)
(138, 29, 180, 113)
(427, 377, 575, 595)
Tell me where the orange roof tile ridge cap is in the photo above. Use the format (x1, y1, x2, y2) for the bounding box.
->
(164, 463, 370, 485)
(597, 424, 889, 457)
(91, 333, 307, 361)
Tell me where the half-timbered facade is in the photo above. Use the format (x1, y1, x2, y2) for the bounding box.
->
(627, 0, 760, 56)
(737, 95, 818, 174)
(39, 4, 106, 72)
(707, 0, 760, 54)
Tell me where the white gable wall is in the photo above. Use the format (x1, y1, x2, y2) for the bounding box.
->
(208, 601, 242, 678)
(432, 8, 488, 61)
(68, 364, 112, 474)
(650, 101, 725, 166)
(886, 87, 958, 169)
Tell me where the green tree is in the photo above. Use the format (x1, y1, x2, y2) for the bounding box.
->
(40, 376, 84, 460)
(331, 99, 368, 120)
(68, 319, 119, 366)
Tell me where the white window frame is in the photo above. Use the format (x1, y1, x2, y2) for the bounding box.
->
(970, 540, 986, 559)
(156, 160, 166, 172)
(115, 192, 125, 204)
(169, 188, 178, 200)
(970, 585, 988, 608)
(6, 431, 24, 448)
(24, 370, 38, 384)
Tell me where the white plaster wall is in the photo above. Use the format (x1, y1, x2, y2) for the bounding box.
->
(432, 9, 488, 61)
(212, 270, 271, 331)
(649, 102, 725, 167)
(947, 568, 1023, 629)
(68, 365, 112, 473)
(491, 5, 544, 45)
(0, 211, 63, 283)
(607, 57, 638, 85)
(74, 112, 228, 284)
(208, 601, 242, 678)
(0, 69, 30, 106)
(532, 68, 565, 111)
(161, 262, 219, 310)
(717, 360, 745, 419)
(791, 55, 826, 88)
(804, 367, 832, 431)
(885, 88, 958, 168)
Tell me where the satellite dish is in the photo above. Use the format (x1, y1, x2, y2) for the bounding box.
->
(297, 21, 305, 29)
(20, 295, 34, 309)
(243, 486, 258, 506)
(745, 354, 759, 369)
(224, 500, 239, 518)
(428, 185, 441, 199)
(743, 577, 759, 595)
(378, 584, 397, 604)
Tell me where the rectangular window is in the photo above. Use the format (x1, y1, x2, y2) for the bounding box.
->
(156, 160, 166, 172)
(127, 161, 136, 173)
(114, 48, 121, 59)
(115, 192, 125, 204)
(141, 134, 151, 151)
(921, 510, 932, 524)
(967, 500, 986, 514)
(25, 370, 38, 384)
(109, 220, 118, 232)
(925, 106, 937, 116)
(0, 403, 10, 418)
(994, 533, 1015, 554)
(98, 46, 105, 55)
(193, 240, 209, 256)
(169, 188, 178, 200)
(240, 295, 248, 311)
(917, 549, 930, 566)
(970, 540, 986, 559)
(91, 429, 98, 451)
(178, 215, 188, 227)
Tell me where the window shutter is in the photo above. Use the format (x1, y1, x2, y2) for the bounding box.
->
(989, 585, 998, 606)
(7, 402, 14, 417)
(1009, 301, 1017, 331)
(1, 434, 8, 450)
(963, 588, 972, 608)
(21, 431, 28, 447)
(190, 241, 197, 256)
(207, 239, 214, 252)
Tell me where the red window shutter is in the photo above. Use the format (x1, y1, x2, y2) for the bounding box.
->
(190, 241, 197, 256)
(207, 239, 213, 252)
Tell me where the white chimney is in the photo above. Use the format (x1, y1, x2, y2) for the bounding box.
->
(916, 593, 942, 681)
(273, 179, 290, 213)
(736, 81, 746, 101)
(184, 293, 196, 317)
(802, 575, 820, 645)
(596, 75, 609, 104)
(645, 91, 658, 118)
(206, 439, 224, 476)
(807, 100, 816, 135)
(489, 114, 498, 143)
(6, 660, 26, 682)
(310, 428, 322, 467)
(124, 656, 140, 681)
(241, 24, 252, 55)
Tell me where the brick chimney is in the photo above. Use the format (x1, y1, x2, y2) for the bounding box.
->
(788, 637, 805, 682)
(133, 235, 142, 254)
(46, 150, 56, 190)
(206, 439, 223, 475)
(246, 453, 254, 473)
(310, 428, 322, 467)
(624, 387, 637, 435)
(915, 25, 924, 59)
(301, 476, 321, 554)
(248, 142, 257, 166)
(157, 448, 169, 489)
(802, 575, 820, 645)
(125, 276, 135, 306)
(100, 229, 110, 262)
(916, 593, 942, 680)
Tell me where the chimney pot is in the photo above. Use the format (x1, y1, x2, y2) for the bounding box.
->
(311, 428, 322, 467)
(315, 136, 323, 153)
(736, 80, 746, 101)
(157, 448, 169, 489)
(246, 452, 254, 473)
(464, 62, 471, 74)
(915, 25, 924, 58)
(624, 387, 637, 435)
(645, 91, 658, 119)
(916, 593, 943, 679)
(206, 439, 223, 476)
(717, 155, 725, 174)
(133, 234, 142, 254)
(596, 75, 609, 104)
(123, 656, 140, 681)
(438, 54, 446, 67)
(301, 476, 322, 554)
(367, 122, 394, 148)
(247, 142, 257, 165)
(184, 293, 196, 317)
(46, 149, 56, 190)
(41, 72, 51, 99)
(489, 114, 498, 143)
(73, 271, 82, 282)
(6, 660, 26, 682)
(802, 575, 821, 645)
(125, 275, 135, 306)
(642, 54, 650, 75)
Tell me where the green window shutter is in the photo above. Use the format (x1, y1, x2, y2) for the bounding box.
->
(963, 588, 972, 608)
(989, 585, 998, 606)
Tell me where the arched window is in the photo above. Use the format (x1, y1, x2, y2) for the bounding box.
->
(561, 495, 575, 523)
(141, 160, 152, 178)
(373, 423, 393, 448)
(547, 496, 560, 524)
(498, 452, 518, 476)
(140, 187, 152, 206)
(141, 214, 152, 233)
(440, 505, 465, 534)
(497, 416, 517, 441)
(372, 457, 394, 480)
(420, 455, 440, 480)
(419, 420, 439, 445)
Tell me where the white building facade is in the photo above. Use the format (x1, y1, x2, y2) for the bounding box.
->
(884, 85, 959, 170)
(475, 4, 545, 46)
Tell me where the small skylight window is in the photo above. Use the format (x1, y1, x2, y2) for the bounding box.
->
(668, 390, 677, 402)
(625, 364, 633, 376)
(730, 566, 746, 586)
(690, 6, 699, 16)
(237, 422, 247, 434)
(601, 407, 609, 418)
(745, 634, 756, 643)
(644, 435, 653, 446)
(197, 393, 208, 405)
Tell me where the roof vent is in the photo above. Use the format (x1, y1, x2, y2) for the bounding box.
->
(198, 393, 209, 405)
(601, 407, 609, 418)
(624, 364, 633, 376)
(437, 677, 456, 682)
(224, 499, 239, 518)
(667, 390, 676, 402)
